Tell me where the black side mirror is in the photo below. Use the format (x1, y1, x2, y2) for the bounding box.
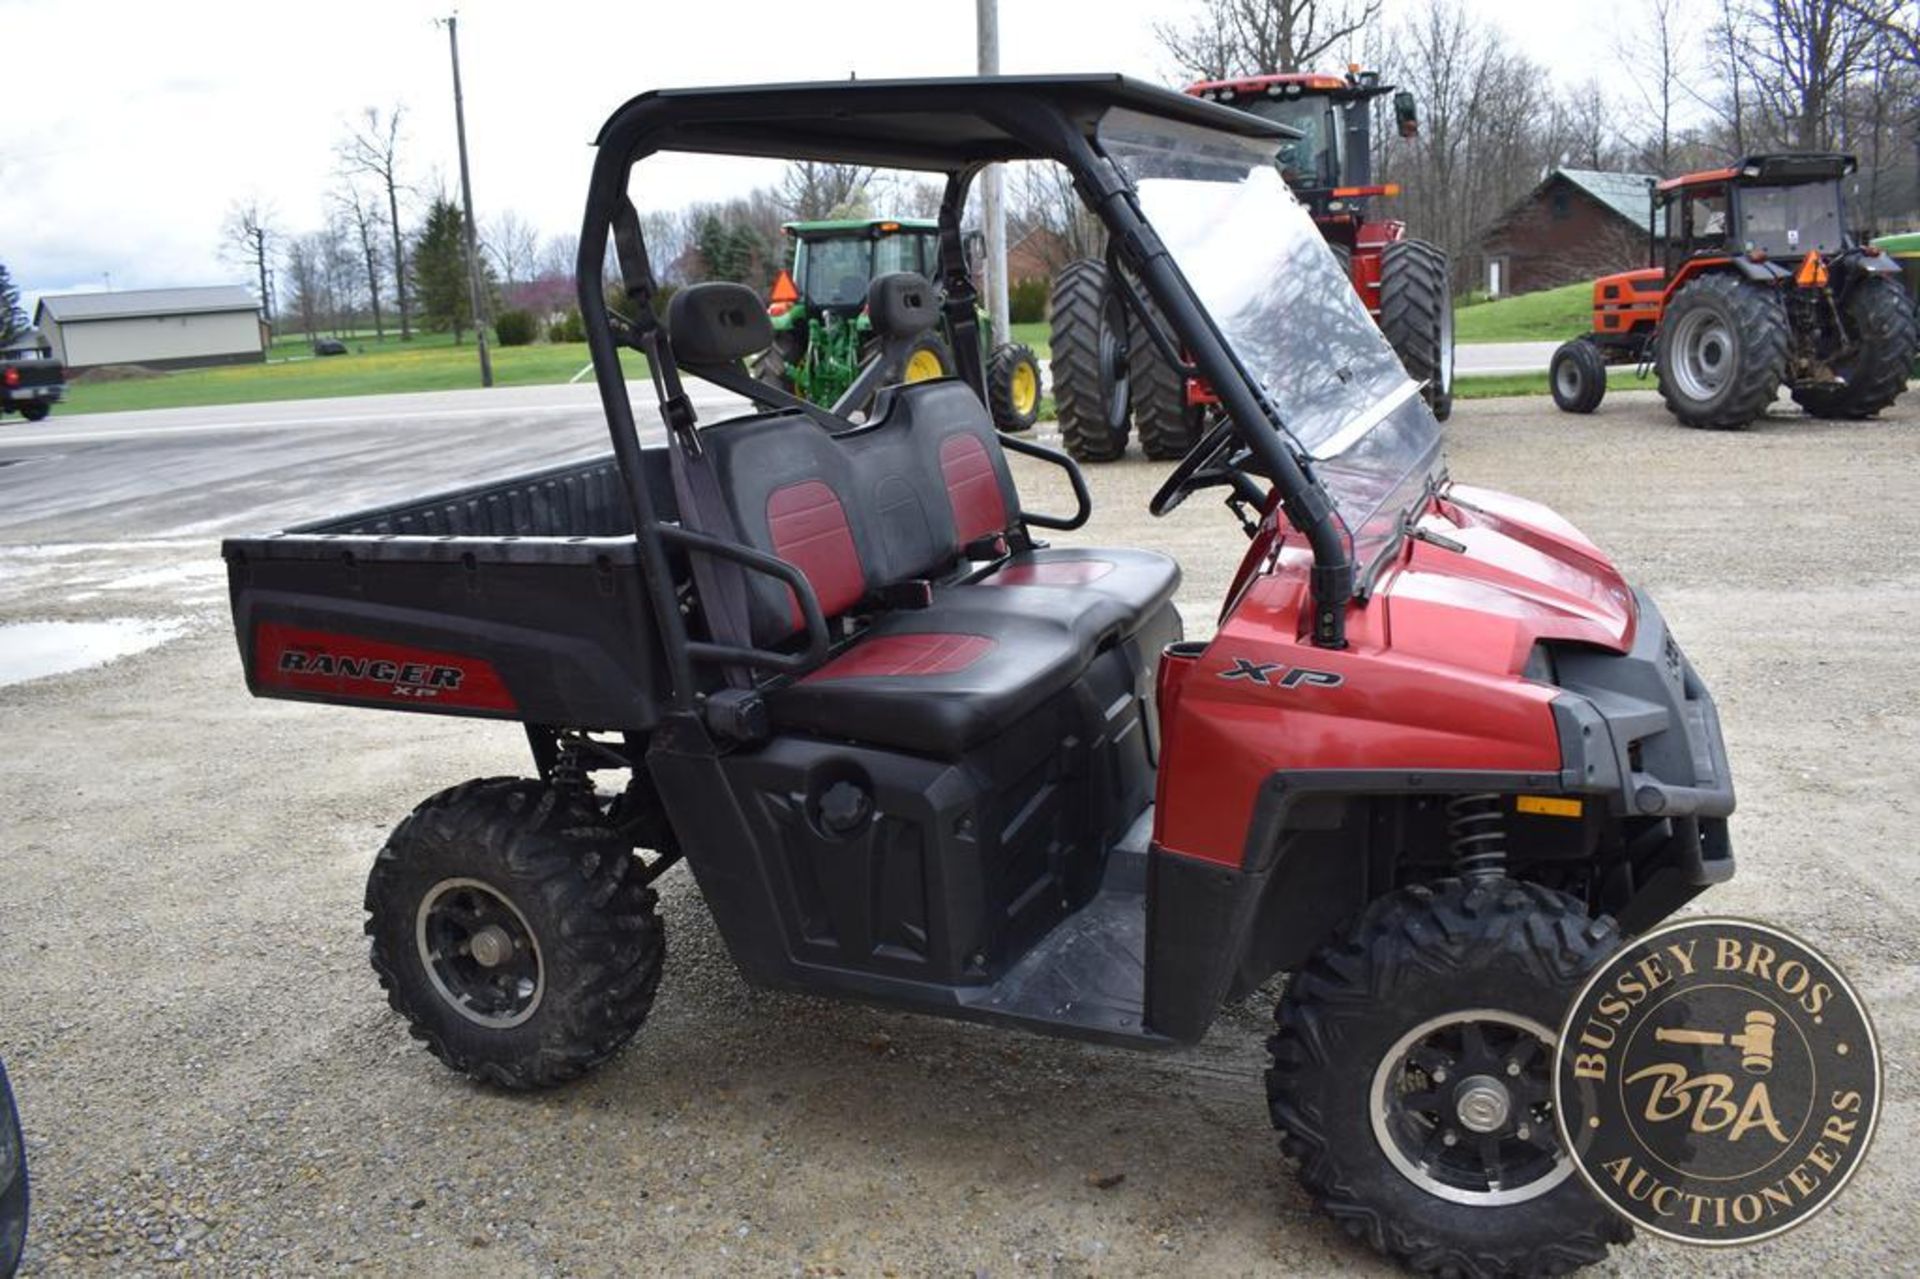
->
(1393, 91, 1419, 139)
(0, 1061, 24, 1278)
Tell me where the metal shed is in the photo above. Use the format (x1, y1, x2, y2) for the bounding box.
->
(33, 286, 265, 371)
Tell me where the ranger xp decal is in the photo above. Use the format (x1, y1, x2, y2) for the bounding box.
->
(254, 622, 518, 712)
(1218, 658, 1344, 689)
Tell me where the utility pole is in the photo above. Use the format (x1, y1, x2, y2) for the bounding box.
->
(976, 0, 1010, 347)
(443, 13, 493, 387)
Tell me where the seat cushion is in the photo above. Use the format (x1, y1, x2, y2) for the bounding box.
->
(766, 607, 1089, 756)
(956, 547, 1181, 647)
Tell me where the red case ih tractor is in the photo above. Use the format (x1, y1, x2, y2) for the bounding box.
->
(1051, 67, 1454, 462)
(1551, 152, 1917, 427)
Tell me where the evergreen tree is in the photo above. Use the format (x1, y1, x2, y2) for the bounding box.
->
(0, 264, 25, 345)
(410, 197, 496, 343)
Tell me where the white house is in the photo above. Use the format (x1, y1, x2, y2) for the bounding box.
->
(34, 286, 265, 371)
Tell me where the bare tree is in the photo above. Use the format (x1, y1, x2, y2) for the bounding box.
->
(341, 106, 413, 339)
(1155, 0, 1382, 79)
(333, 182, 386, 339)
(776, 162, 874, 220)
(1729, 0, 1883, 148)
(1615, 0, 1695, 173)
(221, 200, 276, 327)
(485, 210, 540, 300)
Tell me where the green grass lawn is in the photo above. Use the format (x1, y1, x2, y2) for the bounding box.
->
(61, 321, 1055, 417)
(1454, 366, 1648, 401)
(1454, 282, 1591, 344)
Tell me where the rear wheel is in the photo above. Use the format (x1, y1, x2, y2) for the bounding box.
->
(1049, 258, 1131, 462)
(18, 404, 48, 423)
(365, 777, 665, 1090)
(1656, 273, 1788, 428)
(987, 341, 1042, 432)
(1129, 298, 1203, 461)
(1549, 339, 1608, 414)
(1268, 879, 1629, 1277)
(1379, 239, 1455, 422)
(1791, 274, 1917, 419)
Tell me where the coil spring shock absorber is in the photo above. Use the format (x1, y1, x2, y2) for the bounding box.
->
(550, 735, 590, 796)
(1446, 792, 1507, 883)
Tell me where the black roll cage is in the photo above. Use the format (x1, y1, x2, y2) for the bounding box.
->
(574, 76, 1357, 715)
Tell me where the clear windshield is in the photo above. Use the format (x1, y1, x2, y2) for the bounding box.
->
(1231, 97, 1339, 188)
(1737, 183, 1846, 257)
(1097, 108, 1443, 573)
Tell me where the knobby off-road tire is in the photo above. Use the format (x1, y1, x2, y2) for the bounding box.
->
(365, 777, 665, 1090)
(1549, 339, 1608, 414)
(1267, 879, 1630, 1278)
(1049, 258, 1131, 462)
(1791, 274, 1918, 420)
(1656, 274, 1789, 429)
(1379, 238, 1455, 422)
(987, 341, 1042, 432)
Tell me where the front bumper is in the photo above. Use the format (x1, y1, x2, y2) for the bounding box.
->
(1551, 590, 1736, 931)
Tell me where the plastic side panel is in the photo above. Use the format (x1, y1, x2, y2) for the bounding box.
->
(225, 537, 666, 729)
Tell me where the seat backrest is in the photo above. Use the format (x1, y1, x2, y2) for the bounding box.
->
(688, 382, 1022, 648)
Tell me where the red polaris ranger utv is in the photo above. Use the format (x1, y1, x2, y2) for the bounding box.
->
(224, 78, 1735, 1277)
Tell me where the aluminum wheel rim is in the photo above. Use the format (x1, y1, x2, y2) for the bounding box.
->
(1439, 299, 1456, 392)
(1669, 308, 1734, 402)
(416, 877, 544, 1029)
(1370, 1009, 1574, 1207)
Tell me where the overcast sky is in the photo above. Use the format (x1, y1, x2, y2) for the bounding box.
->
(2, 0, 1618, 308)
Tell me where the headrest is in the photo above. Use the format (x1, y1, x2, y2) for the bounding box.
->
(867, 272, 939, 341)
(667, 282, 773, 365)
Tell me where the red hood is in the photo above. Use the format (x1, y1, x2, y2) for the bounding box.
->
(1374, 482, 1636, 678)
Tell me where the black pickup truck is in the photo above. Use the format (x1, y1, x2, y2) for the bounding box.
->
(0, 352, 65, 422)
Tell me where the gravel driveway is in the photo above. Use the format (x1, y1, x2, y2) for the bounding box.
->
(0, 388, 1913, 1275)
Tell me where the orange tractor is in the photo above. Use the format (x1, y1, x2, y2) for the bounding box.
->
(1551, 153, 1917, 427)
(1050, 67, 1453, 462)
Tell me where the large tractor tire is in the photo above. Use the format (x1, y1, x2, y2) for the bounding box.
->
(1048, 258, 1131, 462)
(753, 347, 791, 393)
(365, 777, 665, 1090)
(1549, 339, 1608, 414)
(1268, 879, 1630, 1278)
(1379, 239, 1455, 422)
(987, 341, 1043, 432)
(1655, 273, 1789, 428)
(1129, 298, 1204, 461)
(1791, 274, 1918, 419)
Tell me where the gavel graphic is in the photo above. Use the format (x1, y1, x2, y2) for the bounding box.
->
(1654, 1009, 1778, 1075)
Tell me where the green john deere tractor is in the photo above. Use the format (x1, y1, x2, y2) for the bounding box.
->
(756, 218, 1044, 431)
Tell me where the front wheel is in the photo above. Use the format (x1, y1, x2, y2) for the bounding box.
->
(1267, 879, 1630, 1277)
(986, 341, 1042, 432)
(365, 777, 665, 1090)
(1550, 340, 1608, 414)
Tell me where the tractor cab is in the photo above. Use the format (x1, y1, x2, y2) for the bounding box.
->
(774, 218, 941, 316)
(1659, 153, 1856, 271)
(1185, 67, 1416, 241)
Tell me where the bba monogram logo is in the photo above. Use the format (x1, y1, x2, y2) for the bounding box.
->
(1553, 918, 1880, 1246)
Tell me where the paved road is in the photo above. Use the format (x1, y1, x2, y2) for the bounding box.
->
(0, 382, 744, 544)
(1455, 340, 1560, 375)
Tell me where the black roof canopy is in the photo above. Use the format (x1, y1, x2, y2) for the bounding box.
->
(592, 74, 1293, 170)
